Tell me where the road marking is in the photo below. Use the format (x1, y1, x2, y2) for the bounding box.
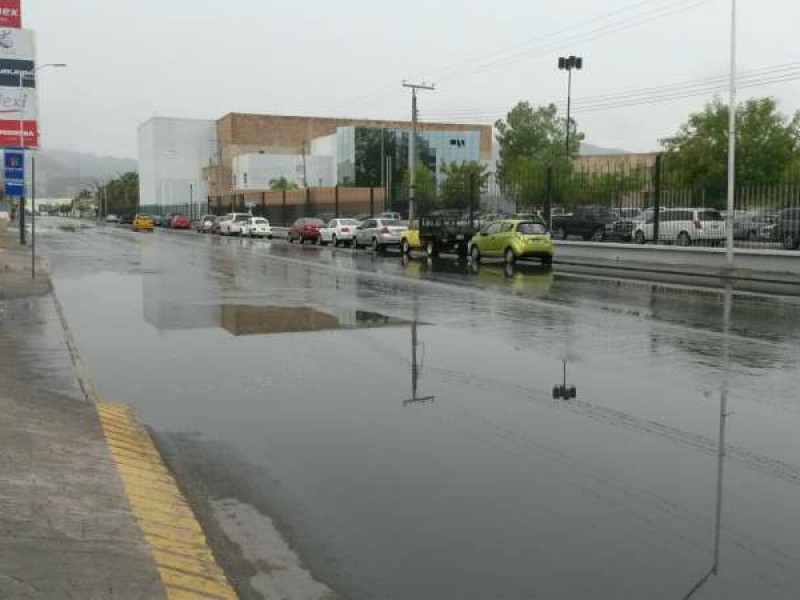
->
(97, 402, 238, 600)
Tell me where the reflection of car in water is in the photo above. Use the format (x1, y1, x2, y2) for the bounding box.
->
(400, 256, 553, 296)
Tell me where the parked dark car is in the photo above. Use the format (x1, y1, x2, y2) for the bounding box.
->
(551, 206, 615, 241)
(733, 210, 777, 241)
(288, 218, 325, 244)
(119, 214, 134, 226)
(774, 208, 800, 249)
(169, 214, 192, 230)
(610, 207, 642, 241)
(150, 214, 164, 227)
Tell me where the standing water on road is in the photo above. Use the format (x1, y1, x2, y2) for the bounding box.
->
(41, 221, 800, 599)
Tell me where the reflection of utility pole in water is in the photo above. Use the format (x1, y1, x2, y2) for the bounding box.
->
(682, 282, 732, 600)
(403, 320, 435, 406)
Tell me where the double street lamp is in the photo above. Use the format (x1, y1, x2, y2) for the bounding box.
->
(558, 55, 583, 157)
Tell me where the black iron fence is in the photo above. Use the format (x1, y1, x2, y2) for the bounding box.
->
(138, 162, 800, 250)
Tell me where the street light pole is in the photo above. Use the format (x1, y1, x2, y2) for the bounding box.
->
(725, 0, 737, 268)
(28, 63, 67, 277)
(558, 56, 583, 158)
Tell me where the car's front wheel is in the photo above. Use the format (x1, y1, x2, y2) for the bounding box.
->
(401, 239, 410, 255)
(470, 244, 481, 263)
(553, 227, 566, 240)
(426, 240, 438, 258)
(676, 232, 692, 246)
(634, 231, 646, 244)
(332, 235, 338, 247)
(372, 237, 380, 252)
(783, 232, 799, 250)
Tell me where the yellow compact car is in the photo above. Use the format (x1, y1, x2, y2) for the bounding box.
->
(469, 219, 553, 265)
(400, 218, 422, 254)
(132, 214, 154, 232)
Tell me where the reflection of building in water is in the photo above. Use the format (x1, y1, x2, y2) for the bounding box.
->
(219, 305, 410, 336)
(221, 306, 339, 336)
(141, 250, 220, 331)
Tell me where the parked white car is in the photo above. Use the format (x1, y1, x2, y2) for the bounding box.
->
(241, 217, 273, 238)
(105, 214, 119, 224)
(633, 208, 726, 246)
(352, 218, 406, 251)
(319, 218, 360, 247)
(218, 213, 251, 235)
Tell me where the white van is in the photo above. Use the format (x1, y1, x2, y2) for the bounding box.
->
(633, 208, 726, 246)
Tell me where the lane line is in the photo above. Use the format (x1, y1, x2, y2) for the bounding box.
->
(96, 402, 238, 600)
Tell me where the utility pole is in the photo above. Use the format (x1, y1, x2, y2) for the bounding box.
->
(558, 56, 583, 157)
(301, 140, 308, 188)
(402, 82, 434, 220)
(725, 0, 737, 268)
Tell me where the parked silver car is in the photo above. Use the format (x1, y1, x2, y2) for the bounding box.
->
(319, 218, 360, 247)
(352, 218, 406, 251)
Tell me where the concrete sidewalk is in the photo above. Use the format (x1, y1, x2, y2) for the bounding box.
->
(0, 231, 168, 599)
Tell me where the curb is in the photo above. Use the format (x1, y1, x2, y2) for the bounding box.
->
(97, 403, 239, 600)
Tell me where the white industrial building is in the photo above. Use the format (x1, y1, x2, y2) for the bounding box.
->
(138, 117, 217, 207)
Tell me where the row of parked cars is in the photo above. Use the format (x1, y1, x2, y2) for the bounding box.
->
(548, 205, 800, 248)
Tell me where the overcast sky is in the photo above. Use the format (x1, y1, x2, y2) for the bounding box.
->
(30, 0, 800, 159)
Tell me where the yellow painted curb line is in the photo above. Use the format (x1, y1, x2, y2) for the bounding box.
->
(97, 402, 239, 600)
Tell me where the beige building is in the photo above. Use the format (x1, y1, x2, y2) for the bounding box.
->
(204, 113, 492, 201)
(574, 152, 659, 172)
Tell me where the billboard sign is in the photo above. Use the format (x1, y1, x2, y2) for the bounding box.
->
(0, 28, 36, 149)
(4, 147, 23, 197)
(0, 1, 21, 29)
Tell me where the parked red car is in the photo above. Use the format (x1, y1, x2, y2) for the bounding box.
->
(169, 214, 192, 229)
(288, 218, 325, 244)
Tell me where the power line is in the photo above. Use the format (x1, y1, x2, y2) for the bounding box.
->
(410, 0, 669, 82)
(326, 0, 715, 119)
(419, 61, 800, 120)
(436, 0, 716, 83)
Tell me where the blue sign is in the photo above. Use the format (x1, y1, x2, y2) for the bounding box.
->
(4, 149, 24, 197)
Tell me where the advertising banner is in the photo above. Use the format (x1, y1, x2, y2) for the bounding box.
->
(4, 148, 24, 197)
(0, 28, 33, 60)
(0, 118, 36, 148)
(0, 29, 36, 148)
(0, 1, 21, 29)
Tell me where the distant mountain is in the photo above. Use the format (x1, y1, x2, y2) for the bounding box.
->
(579, 143, 630, 156)
(33, 149, 137, 198)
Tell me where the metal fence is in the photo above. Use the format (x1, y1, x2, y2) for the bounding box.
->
(139, 163, 800, 251)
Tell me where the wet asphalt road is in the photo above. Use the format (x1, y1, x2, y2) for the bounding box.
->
(40, 219, 800, 600)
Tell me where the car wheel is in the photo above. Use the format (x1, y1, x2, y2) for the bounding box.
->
(541, 255, 553, 266)
(401, 239, 410, 255)
(288, 234, 293, 243)
(504, 247, 516, 265)
(591, 227, 605, 242)
(676, 232, 692, 246)
(332, 235, 338, 247)
(554, 227, 566, 240)
(470, 244, 481, 263)
(634, 231, 646, 244)
(747, 230, 758, 242)
(783, 232, 799, 250)
(426, 240, 438, 258)
(372, 237, 380, 252)
(353, 238, 360, 249)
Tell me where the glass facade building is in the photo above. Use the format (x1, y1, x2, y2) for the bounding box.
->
(335, 126, 482, 187)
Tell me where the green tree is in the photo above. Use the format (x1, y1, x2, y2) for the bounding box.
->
(269, 176, 299, 191)
(661, 96, 800, 203)
(495, 102, 583, 209)
(98, 172, 138, 214)
(399, 163, 438, 215)
(439, 161, 490, 210)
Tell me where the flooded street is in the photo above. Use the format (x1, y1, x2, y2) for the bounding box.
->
(41, 220, 800, 600)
